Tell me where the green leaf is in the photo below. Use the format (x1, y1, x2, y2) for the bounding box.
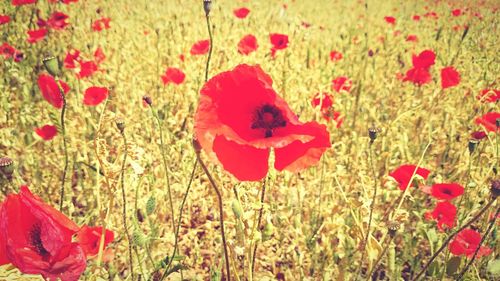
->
(487, 259, 500, 277)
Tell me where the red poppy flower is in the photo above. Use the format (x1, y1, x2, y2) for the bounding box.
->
(0, 15, 10, 25)
(47, 11, 69, 30)
(406, 35, 418, 42)
(449, 229, 492, 258)
(12, 0, 36, 5)
(77, 61, 98, 79)
(329, 50, 343, 62)
(384, 16, 396, 25)
(0, 186, 86, 280)
(161, 67, 186, 85)
(62, 0, 78, 4)
(94, 46, 105, 64)
(64, 49, 81, 69)
(190, 40, 210, 55)
(234, 7, 250, 19)
(27, 28, 48, 44)
(451, 9, 462, 17)
(238, 34, 258, 55)
(83, 87, 108, 106)
(477, 89, 500, 103)
(412, 50, 436, 69)
(424, 11, 439, 19)
(471, 131, 487, 140)
(475, 112, 500, 132)
(311, 92, 334, 113)
(403, 67, 432, 85)
(35, 125, 58, 141)
(75, 226, 114, 259)
(389, 164, 430, 190)
(425, 201, 456, 231)
(194, 64, 331, 181)
(0, 43, 16, 59)
(332, 76, 352, 93)
(301, 21, 312, 28)
(92, 17, 111, 32)
(412, 15, 420, 21)
(431, 183, 464, 200)
(38, 74, 70, 109)
(441, 66, 460, 89)
(269, 33, 288, 57)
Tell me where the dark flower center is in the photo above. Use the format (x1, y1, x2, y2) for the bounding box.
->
(29, 224, 50, 257)
(441, 188, 453, 196)
(251, 104, 287, 138)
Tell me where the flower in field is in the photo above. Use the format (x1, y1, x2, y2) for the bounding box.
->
(477, 89, 500, 103)
(83, 87, 108, 106)
(12, 0, 36, 6)
(64, 49, 81, 69)
(451, 9, 462, 17)
(47, 11, 69, 30)
(406, 35, 418, 42)
(332, 76, 352, 93)
(449, 229, 492, 258)
(269, 33, 288, 57)
(194, 64, 331, 181)
(440, 66, 460, 89)
(403, 49, 436, 86)
(0, 15, 10, 25)
(238, 34, 258, 55)
(412, 15, 420, 21)
(329, 50, 343, 62)
(77, 61, 98, 78)
(94, 46, 106, 64)
(471, 131, 487, 140)
(311, 93, 344, 127)
(425, 201, 456, 231)
(475, 112, 500, 132)
(191, 39, 210, 55)
(412, 50, 435, 69)
(424, 11, 438, 19)
(384, 16, 396, 25)
(161, 67, 185, 85)
(75, 226, 114, 261)
(0, 43, 16, 59)
(0, 186, 86, 280)
(431, 183, 464, 200)
(27, 28, 48, 44)
(38, 74, 70, 109)
(389, 164, 430, 190)
(92, 17, 111, 32)
(35, 125, 58, 140)
(234, 7, 250, 19)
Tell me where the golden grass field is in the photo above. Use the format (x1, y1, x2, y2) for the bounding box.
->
(0, 0, 499, 280)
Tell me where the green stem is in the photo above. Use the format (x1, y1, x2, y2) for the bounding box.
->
(251, 177, 267, 277)
(205, 15, 213, 83)
(57, 82, 69, 212)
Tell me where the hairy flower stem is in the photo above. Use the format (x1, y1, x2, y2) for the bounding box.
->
(456, 206, 499, 280)
(205, 14, 213, 82)
(119, 130, 135, 281)
(57, 82, 69, 212)
(251, 178, 267, 277)
(196, 154, 231, 281)
(412, 198, 497, 281)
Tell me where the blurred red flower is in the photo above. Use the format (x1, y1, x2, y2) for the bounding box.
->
(412, 15, 420, 21)
(332, 76, 352, 93)
(384, 16, 396, 25)
(35, 125, 58, 140)
(269, 33, 288, 57)
(471, 131, 487, 140)
(64, 49, 81, 69)
(12, 0, 36, 5)
(329, 50, 343, 62)
(477, 89, 500, 103)
(27, 28, 48, 44)
(406, 35, 418, 42)
(424, 11, 438, 19)
(38, 74, 70, 109)
(431, 183, 464, 200)
(0, 186, 86, 280)
(403, 67, 431, 85)
(475, 112, 500, 132)
(389, 164, 430, 190)
(0, 15, 10, 25)
(238, 34, 258, 55)
(94, 46, 106, 64)
(75, 226, 114, 260)
(311, 93, 344, 126)
(449, 229, 492, 258)
(0, 43, 16, 59)
(161, 67, 185, 85)
(451, 9, 462, 17)
(234, 7, 250, 19)
(425, 201, 456, 231)
(77, 61, 98, 79)
(92, 17, 111, 32)
(412, 50, 436, 69)
(440, 66, 460, 89)
(47, 11, 69, 30)
(194, 64, 331, 181)
(190, 39, 210, 55)
(83, 87, 108, 106)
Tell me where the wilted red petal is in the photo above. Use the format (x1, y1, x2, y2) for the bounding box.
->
(389, 164, 431, 190)
(441, 66, 460, 89)
(83, 87, 108, 106)
(234, 7, 250, 19)
(238, 34, 258, 55)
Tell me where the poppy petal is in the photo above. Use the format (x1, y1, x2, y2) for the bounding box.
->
(35, 125, 58, 141)
(83, 87, 108, 106)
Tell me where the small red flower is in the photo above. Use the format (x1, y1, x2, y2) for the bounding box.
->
(332, 76, 352, 93)
(425, 201, 457, 231)
(27, 28, 48, 44)
(35, 125, 58, 141)
(77, 61, 98, 79)
(83, 87, 108, 106)
(38, 74, 70, 109)
(194, 64, 331, 181)
(92, 17, 111, 32)
(431, 183, 464, 200)
(0, 43, 16, 59)
(412, 15, 421, 21)
(311, 92, 334, 113)
(424, 11, 439, 19)
(269, 33, 288, 57)
(406, 35, 418, 42)
(94, 46, 106, 64)
(449, 229, 492, 258)
(477, 89, 500, 103)
(0, 15, 10, 25)
(234, 7, 250, 19)
(403, 67, 432, 85)
(12, 0, 37, 5)
(0, 186, 86, 280)
(471, 131, 487, 140)
(190, 39, 210, 55)
(412, 49, 436, 69)
(389, 164, 430, 190)
(384, 16, 396, 25)
(75, 226, 114, 259)
(238, 34, 258, 55)
(47, 11, 69, 30)
(451, 9, 462, 17)
(329, 50, 343, 62)
(161, 67, 186, 85)
(64, 49, 81, 69)
(441, 66, 460, 89)
(475, 112, 500, 133)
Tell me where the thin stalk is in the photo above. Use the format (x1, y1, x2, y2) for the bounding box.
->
(251, 178, 267, 277)
(366, 235, 394, 280)
(56, 82, 69, 212)
(205, 14, 213, 82)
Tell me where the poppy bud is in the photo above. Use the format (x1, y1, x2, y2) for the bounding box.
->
(42, 56, 61, 77)
(142, 95, 152, 106)
(146, 196, 156, 215)
(460, 25, 469, 42)
(468, 139, 479, 154)
(0, 157, 14, 181)
(387, 221, 400, 238)
(368, 49, 374, 57)
(203, 0, 212, 17)
(136, 209, 144, 223)
(491, 179, 500, 198)
(368, 127, 378, 143)
(192, 137, 202, 154)
(115, 117, 125, 133)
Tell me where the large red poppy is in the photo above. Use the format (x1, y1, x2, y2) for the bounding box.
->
(449, 229, 492, 258)
(161, 67, 185, 85)
(194, 64, 331, 181)
(234, 7, 250, 19)
(0, 186, 86, 281)
(190, 40, 210, 55)
(425, 201, 456, 231)
(27, 28, 48, 44)
(35, 125, 58, 141)
(238, 34, 258, 55)
(47, 11, 69, 30)
(38, 74, 70, 109)
(75, 226, 114, 259)
(431, 183, 464, 200)
(440, 66, 460, 89)
(83, 87, 108, 106)
(475, 112, 500, 132)
(389, 164, 430, 190)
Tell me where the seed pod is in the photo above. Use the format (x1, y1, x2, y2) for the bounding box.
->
(203, 0, 212, 17)
(42, 56, 61, 77)
(491, 179, 500, 198)
(142, 95, 152, 106)
(368, 127, 378, 143)
(468, 139, 478, 155)
(387, 221, 400, 238)
(115, 117, 125, 133)
(0, 157, 14, 181)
